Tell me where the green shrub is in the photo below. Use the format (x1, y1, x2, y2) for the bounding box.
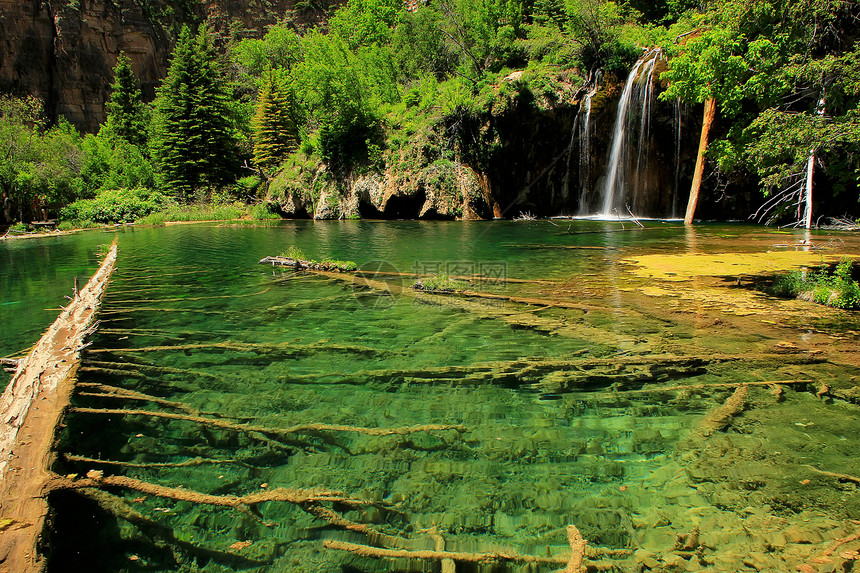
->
(60, 188, 174, 224)
(279, 245, 308, 260)
(250, 202, 280, 220)
(411, 273, 468, 292)
(766, 259, 860, 309)
(319, 258, 358, 271)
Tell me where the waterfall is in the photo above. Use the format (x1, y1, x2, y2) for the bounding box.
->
(599, 48, 663, 216)
(577, 92, 593, 214)
(672, 97, 682, 218)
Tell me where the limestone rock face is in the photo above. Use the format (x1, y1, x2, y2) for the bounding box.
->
(0, 0, 312, 132)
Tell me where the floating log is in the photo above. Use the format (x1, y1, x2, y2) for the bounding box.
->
(426, 289, 600, 312)
(81, 360, 221, 379)
(323, 538, 568, 566)
(76, 382, 203, 414)
(76, 487, 271, 566)
(259, 256, 356, 272)
(590, 379, 812, 396)
(0, 240, 118, 572)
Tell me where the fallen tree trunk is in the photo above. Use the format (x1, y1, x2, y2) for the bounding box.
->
(0, 240, 118, 572)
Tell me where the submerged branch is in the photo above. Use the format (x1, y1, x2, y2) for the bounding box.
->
(64, 453, 251, 469)
(48, 473, 390, 538)
(68, 407, 465, 439)
(87, 340, 386, 356)
(76, 488, 271, 567)
(803, 465, 860, 484)
(323, 538, 569, 565)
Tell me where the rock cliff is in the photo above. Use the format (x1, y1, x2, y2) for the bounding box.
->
(0, 0, 321, 131)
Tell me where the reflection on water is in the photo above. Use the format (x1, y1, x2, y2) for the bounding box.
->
(3, 221, 859, 572)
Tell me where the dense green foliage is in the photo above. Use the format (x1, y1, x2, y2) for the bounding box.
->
(60, 187, 173, 224)
(767, 259, 860, 309)
(1, 0, 858, 228)
(150, 25, 242, 199)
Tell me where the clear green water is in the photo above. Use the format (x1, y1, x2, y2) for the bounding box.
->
(3, 221, 859, 572)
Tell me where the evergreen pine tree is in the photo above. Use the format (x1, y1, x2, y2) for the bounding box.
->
(105, 52, 147, 147)
(151, 25, 240, 199)
(252, 70, 299, 169)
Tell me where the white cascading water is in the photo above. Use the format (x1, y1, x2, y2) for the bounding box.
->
(599, 48, 663, 216)
(672, 97, 683, 218)
(576, 92, 593, 214)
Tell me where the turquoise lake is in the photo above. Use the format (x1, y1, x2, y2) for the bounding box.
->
(2, 221, 859, 572)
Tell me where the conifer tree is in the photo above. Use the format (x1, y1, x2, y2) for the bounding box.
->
(252, 70, 299, 169)
(105, 52, 147, 147)
(151, 25, 240, 199)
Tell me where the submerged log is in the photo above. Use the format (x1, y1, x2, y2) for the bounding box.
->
(47, 473, 391, 538)
(323, 538, 569, 566)
(68, 407, 465, 440)
(76, 488, 270, 567)
(86, 340, 387, 357)
(64, 453, 250, 469)
(696, 385, 748, 437)
(0, 240, 118, 572)
(288, 354, 824, 392)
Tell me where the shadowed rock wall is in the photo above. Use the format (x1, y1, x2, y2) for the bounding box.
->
(0, 0, 323, 131)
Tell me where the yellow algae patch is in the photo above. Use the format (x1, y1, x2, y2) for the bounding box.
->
(623, 251, 858, 281)
(639, 286, 674, 297)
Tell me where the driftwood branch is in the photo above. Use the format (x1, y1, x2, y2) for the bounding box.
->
(76, 382, 202, 415)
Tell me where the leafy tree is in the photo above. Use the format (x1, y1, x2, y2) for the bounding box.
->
(0, 97, 85, 221)
(151, 25, 241, 199)
(662, 0, 860, 224)
(329, 0, 403, 50)
(436, 0, 527, 79)
(231, 24, 303, 78)
(105, 52, 148, 147)
(77, 131, 155, 197)
(252, 69, 300, 169)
